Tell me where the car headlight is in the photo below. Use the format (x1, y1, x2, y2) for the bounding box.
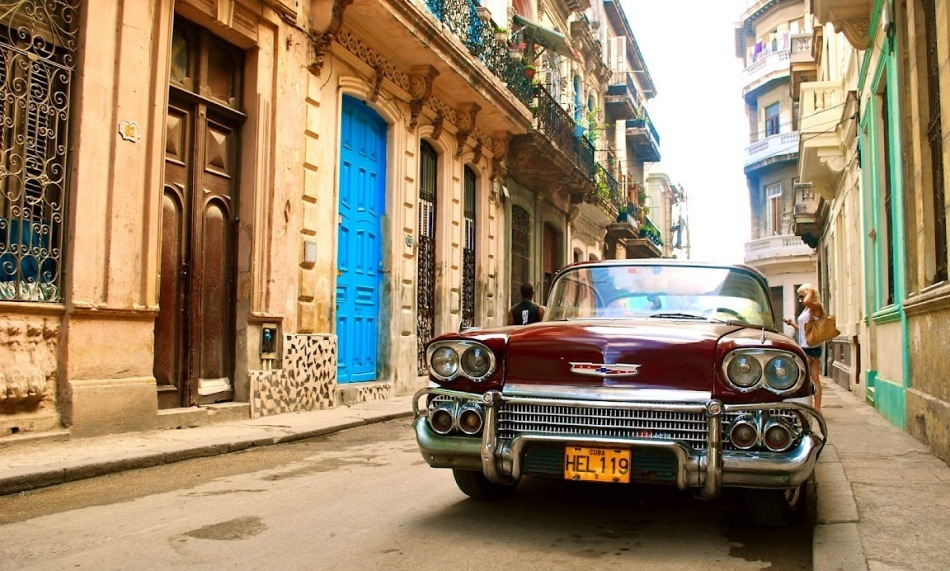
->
(461, 345, 492, 379)
(427, 341, 495, 382)
(764, 356, 799, 391)
(721, 349, 805, 394)
(726, 354, 762, 388)
(430, 346, 459, 379)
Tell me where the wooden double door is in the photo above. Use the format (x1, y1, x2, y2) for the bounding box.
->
(154, 91, 242, 409)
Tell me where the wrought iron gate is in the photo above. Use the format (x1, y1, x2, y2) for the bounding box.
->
(462, 167, 476, 328)
(0, 0, 79, 302)
(417, 141, 437, 375)
(510, 205, 530, 304)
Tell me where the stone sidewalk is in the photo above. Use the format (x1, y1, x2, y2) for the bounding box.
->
(2, 381, 949, 570)
(814, 379, 950, 571)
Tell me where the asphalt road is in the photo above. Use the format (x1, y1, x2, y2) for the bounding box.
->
(0, 419, 813, 570)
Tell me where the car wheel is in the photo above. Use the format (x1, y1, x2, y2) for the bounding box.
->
(744, 483, 806, 527)
(452, 469, 519, 500)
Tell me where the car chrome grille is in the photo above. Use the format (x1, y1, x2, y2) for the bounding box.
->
(498, 403, 805, 452)
(498, 402, 711, 449)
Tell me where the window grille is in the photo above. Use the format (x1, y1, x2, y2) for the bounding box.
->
(0, 0, 79, 302)
(417, 141, 438, 374)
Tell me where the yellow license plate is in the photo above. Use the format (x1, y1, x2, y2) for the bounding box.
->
(564, 446, 632, 483)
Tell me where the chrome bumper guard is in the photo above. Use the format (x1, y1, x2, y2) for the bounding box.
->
(412, 388, 828, 499)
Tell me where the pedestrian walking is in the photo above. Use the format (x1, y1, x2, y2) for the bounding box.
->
(508, 282, 545, 325)
(784, 283, 825, 409)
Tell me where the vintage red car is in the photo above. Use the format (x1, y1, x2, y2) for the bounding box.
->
(412, 260, 827, 527)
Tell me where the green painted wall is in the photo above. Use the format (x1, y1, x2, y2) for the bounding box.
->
(859, 0, 911, 428)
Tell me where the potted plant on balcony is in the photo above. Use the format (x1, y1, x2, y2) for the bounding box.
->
(523, 64, 537, 80)
(494, 27, 508, 42)
(508, 40, 525, 61)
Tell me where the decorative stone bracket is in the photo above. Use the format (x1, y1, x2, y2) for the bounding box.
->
(408, 66, 439, 133)
(454, 103, 481, 157)
(308, 0, 354, 75)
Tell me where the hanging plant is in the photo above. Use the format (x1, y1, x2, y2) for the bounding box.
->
(508, 41, 525, 61)
(523, 65, 537, 80)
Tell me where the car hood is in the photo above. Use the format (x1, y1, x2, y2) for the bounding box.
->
(503, 319, 744, 393)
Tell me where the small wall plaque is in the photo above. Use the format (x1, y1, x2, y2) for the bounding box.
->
(118, 120, 141, 142)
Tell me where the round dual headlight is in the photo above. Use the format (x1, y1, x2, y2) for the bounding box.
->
(461, 346, 492, 379)
(430, 347, 459, 379)
(428, 342, 495, 381)
(727, 354, 762, 388)
(723, 350, 805, 394)
(764, 356, 800, 391)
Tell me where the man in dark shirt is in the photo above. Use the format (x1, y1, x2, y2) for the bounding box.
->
(508, 282, 545, 325)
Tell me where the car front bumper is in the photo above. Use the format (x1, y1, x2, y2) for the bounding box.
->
(412, 388, 827, 499)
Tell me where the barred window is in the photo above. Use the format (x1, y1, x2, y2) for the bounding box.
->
(0, 1, 79, 302)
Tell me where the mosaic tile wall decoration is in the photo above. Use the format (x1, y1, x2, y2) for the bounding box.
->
(250, 334, 337, 418)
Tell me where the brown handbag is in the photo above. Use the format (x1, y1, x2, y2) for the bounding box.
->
(804, 314, 840, 345)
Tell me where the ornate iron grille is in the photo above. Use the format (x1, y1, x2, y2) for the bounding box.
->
(498, 402, 804, 452)
(923, 0, 947, 283)
(0, 0, 79, 302)
(534, 85, 595, 180)
(423, 0, 532, 106)
(462, 166, 476, 328)
(417, 141, 438, 375)
(510, 205, 530, 305)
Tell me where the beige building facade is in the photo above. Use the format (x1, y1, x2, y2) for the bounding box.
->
(1, 0, 668, 439)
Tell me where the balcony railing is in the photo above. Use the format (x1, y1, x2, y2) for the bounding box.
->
(605, 70, 640, 119)
(594, 163, 623, 210)
(534, 86, 595, 179)
(745, 131, 799, 168)
(744, 234, 814, 263)
(798, 81, 846, 200)
(790, 32, 813, 63)
(626, 109, 661, 163)
(423, 0, 533, 106)
(742, 49, 790, 95)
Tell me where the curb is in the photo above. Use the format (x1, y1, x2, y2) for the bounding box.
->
(0, 409, 414, 496)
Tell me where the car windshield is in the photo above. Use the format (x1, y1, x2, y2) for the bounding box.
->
(543, 264, 774, 328)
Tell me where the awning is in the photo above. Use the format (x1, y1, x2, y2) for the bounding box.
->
(512, 14, 582, 62)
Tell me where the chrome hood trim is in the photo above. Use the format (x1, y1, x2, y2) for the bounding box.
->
(502, 383, 712, 403)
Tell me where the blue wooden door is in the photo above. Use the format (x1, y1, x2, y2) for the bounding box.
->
(337, 96, 386, 383)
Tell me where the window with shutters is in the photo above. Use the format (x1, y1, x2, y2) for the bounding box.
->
(0, 1, 79, 302)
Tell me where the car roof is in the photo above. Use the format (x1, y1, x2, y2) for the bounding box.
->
(558, 258, 768, 282)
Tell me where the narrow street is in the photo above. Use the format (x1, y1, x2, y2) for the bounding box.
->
(0, 420, 812, 570)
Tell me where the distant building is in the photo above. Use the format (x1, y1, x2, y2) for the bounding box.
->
(735, 0, 817, 329)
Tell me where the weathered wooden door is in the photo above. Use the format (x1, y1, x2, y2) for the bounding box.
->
(155, 22, 244, 408)
(336, 96, 386, 384)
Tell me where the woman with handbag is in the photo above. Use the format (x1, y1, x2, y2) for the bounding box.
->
(783, 283, 825, 409)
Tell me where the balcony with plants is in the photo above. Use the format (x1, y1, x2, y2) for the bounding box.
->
(626, 107, 661, 163)
(626, 216, 663, 258)
(329, 0, 537, 139)
(508, 84, 598, 207)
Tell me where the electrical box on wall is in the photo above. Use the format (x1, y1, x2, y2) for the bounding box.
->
(260, 322, 278, 360)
